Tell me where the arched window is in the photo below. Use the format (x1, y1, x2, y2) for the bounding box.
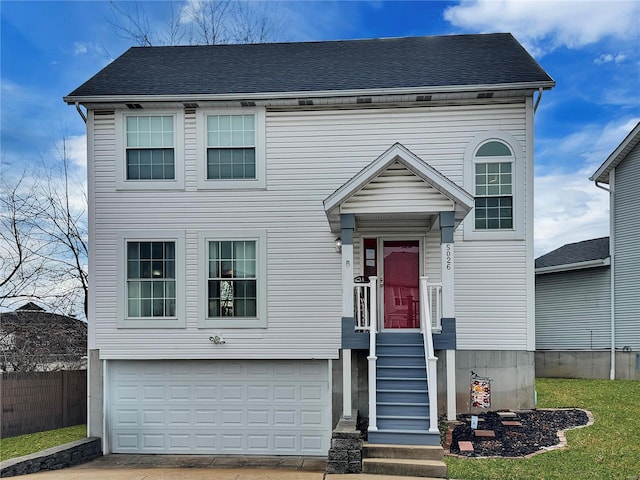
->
(463, 131, 524, 241)
(473, 140, 514, 230)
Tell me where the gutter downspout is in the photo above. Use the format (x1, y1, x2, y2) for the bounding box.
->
(533, 88, 543, 113)
(75, 102, 87, 124)
(595, 179, 615, 380)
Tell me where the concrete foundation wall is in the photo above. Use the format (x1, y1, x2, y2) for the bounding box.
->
(332, 349, 369, 428)
(454, 350, 535, 413)
(536, 350, 640, 380)
(343, 349, 535, 419)
(87, 350, 103, 441)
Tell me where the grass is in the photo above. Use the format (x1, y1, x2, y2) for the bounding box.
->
(445, 378, 640, 480)
(0, 424, 86, 462)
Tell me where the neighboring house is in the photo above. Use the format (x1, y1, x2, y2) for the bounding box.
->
(535, 238, 612, 378)
(589, 122, 640, 380)
(65, 33, 554, 457)
(0, 302, 87, 372)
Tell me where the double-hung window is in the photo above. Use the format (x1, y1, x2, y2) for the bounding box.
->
(126, 116, 175, 180)
(207, 115, 255, 180)
(197, 108, 265, 189)
(116, 111, 184, 190)
(474, 141, 513, 230)
(127, 241, 176, 317)
(118, 231, 185, 328)
(199, 231, 266, 328)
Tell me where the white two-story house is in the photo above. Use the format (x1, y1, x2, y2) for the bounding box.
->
(65, 33, 554, 456)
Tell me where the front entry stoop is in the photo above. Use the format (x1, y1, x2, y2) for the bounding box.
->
(362, 443, 447, 478)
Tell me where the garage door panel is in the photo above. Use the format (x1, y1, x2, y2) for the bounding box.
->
(110, 360, 330, 455)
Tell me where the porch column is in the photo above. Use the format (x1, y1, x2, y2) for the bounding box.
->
(440, 211, 457, 421)
(340, 214, 355, 419)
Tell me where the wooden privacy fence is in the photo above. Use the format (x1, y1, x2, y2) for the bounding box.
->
(0, 370, 87, 438)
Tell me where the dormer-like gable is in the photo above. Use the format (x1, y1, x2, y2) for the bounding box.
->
(324, 143, 473, 232)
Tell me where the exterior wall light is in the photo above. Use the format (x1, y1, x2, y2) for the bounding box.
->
(335, 237, 342, 253)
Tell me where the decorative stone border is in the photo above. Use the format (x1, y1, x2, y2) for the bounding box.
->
(0, 437, 101, 478)
(445, 408, 594, 459)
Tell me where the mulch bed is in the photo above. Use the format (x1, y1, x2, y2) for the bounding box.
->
(449, 409, 590, 458)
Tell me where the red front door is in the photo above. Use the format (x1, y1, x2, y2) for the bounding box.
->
(382, 240, 420, 329)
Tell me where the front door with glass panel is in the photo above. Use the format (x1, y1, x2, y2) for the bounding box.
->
(363, 238, 420, 330)
(362, 239, 421, 330)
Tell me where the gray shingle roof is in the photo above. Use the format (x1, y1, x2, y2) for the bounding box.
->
(535, 237, 610, 269)
(66, 33, 553, 99)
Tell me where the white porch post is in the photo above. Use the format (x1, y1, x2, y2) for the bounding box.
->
(340, 214, 355, 419)
(440, 211, 457, 421)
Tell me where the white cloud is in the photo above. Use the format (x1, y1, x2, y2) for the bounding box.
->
(534, 168, 609, 257)
(73, 42, 88, 55)
(594, 53, 627, 64)
(444, 0, 640, 56)
(55, 134, 87, 171)
(534, 117, 639, 256)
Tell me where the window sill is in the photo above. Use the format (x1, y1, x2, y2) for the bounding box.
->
(199, 318, 266, 329)
(118, 318, 185, 328)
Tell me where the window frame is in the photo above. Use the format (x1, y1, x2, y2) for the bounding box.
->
(198, 230, 267, 328)
(115, 110, 185, 190)
(117, 231, 186, 328)
(463, 131, 524, 241)
(196, 108, 266, 190)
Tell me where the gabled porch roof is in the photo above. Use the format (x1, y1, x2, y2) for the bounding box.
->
(323, 143, 474, 233)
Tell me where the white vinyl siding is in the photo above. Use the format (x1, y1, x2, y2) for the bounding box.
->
(90, 102, 529, 358)
(613, 141, 640, 349)
(455, 236, 528, 349)
(536, 268, 611, 350)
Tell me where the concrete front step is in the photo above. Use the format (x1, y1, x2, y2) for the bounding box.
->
(363, 443, 444, 461)
(363, 458, 447, 478)
(368, 430, 441, 446)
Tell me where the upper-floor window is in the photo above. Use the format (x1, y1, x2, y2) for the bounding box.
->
(463, 132, 524, 241)
(126, 116, 175, 180)
(197, 108, 266, 189)
(474, 141, 514, 230)
(207, 114, 255, 180)
(115, 110, 184, 190)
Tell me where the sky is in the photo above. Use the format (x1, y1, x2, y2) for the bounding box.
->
(1, 0, 639, 258)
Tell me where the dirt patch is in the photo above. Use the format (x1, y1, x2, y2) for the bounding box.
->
(448, 409, 591, 458)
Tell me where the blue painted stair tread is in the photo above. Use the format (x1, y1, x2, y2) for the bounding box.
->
(370, 332, 440, 446)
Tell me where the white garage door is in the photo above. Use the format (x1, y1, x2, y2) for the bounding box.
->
(109, 359, 330, 455)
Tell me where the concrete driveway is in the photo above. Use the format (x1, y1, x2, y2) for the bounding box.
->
(19, 466, 325, 480)
(16, 454, 327, 480)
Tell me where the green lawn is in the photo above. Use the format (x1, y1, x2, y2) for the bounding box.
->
(446, 378, 640, 480)
(0, 424, 87, 462)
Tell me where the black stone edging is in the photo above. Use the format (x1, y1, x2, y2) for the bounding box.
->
(326, 414, 363, 474)
(0, 437, 101, 478)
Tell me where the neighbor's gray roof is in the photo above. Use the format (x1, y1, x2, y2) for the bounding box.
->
(65, 33, 554, 100)
(535, 237, 610, 269)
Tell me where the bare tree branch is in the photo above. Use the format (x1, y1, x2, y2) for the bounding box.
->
(0, 137, 88, 319)
(107, 0, 282, 46)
